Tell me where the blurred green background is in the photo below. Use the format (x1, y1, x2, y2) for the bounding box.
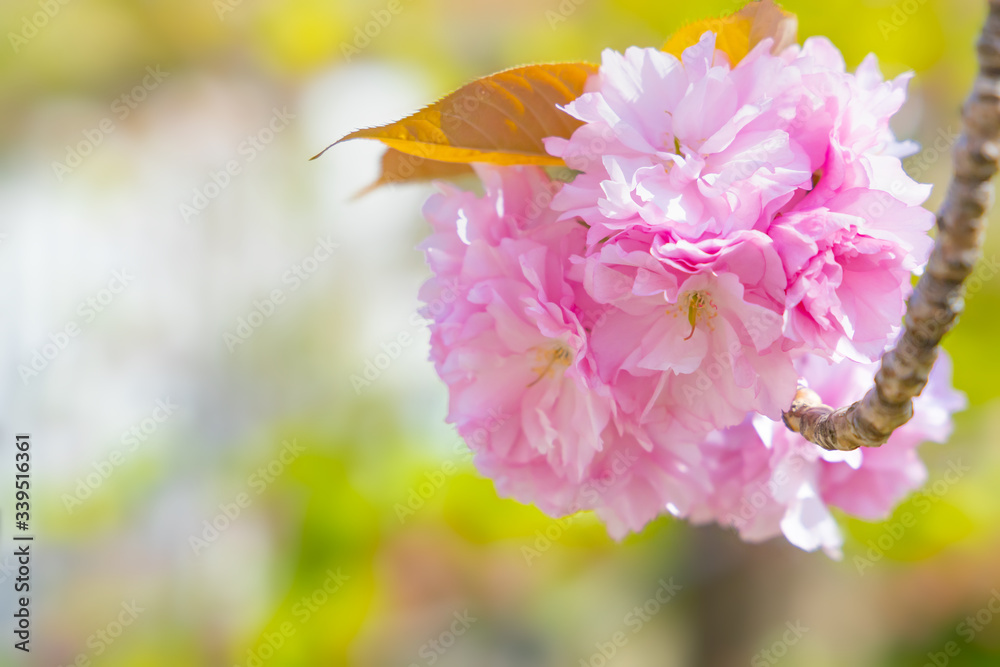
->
(3, 0, 1000, 665)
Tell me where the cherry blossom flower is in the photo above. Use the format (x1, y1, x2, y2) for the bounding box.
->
(412, 29, 960, 554)
(686, 354, 965, 558)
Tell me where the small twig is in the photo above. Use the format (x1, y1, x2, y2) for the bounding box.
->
(783, 0, 1000, 451)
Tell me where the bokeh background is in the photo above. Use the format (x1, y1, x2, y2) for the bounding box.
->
(2, 0, 1000, 665)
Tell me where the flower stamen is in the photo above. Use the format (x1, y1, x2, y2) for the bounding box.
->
(669, 290, 718, 340)
(527, 344, 573, 387)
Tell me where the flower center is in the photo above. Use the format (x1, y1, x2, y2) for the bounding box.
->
(669, 135, 682, 156)
(527, 343, 574, 387)
(660, 134, 684, 172)
(670, 290, 718, 340)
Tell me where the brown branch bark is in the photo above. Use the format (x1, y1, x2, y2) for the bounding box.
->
(782, 0, 1000, 451)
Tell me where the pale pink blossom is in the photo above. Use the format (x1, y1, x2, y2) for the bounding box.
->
(583, 229, 796, 428)
(546, 33, 812, 244)
(686, 354, 965, 558)
(420, 165, 707, 529)
(412, 28, 955, 551)
(770, 188, 934, 362)
(546, 32, 934, 365)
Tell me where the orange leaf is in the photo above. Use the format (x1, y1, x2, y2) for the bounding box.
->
(318, 62, 598, 170)
(663, 0, 797, 65)
(353, 148, 475, 198)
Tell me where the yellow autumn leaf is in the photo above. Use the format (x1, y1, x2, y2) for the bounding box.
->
(318, 62, 598, 169)
(663, 0, 798, 65)
(353, 148, 475, 198)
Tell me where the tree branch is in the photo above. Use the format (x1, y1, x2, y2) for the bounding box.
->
(782, 0, 1000, 451)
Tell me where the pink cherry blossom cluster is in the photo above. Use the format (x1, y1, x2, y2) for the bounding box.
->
(417, 32, 965, 556)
